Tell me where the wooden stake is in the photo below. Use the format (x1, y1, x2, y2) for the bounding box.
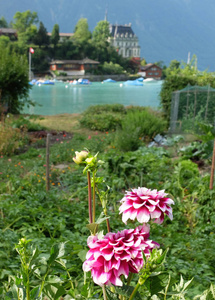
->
(210, 138, 215, 190)
(46, 134, 50, 191)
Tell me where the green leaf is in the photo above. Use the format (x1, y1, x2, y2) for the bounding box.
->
(105, 287, 120, 300)
(43, 283, 66, 300)
(115, 286, 142, 299)
(30, 286, 41, 299)
(145, 272, 170, 295)
(86, 222, 99, 235)
(78, 249, 88, 262)
(156, 248, 169, 264)
(47, 243, 66, 265)
(29, 247, 40, 269)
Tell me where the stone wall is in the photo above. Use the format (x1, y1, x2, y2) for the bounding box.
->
(55, 74, 129, 82)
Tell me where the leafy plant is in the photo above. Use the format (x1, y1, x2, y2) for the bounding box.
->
(114, 108, 167, 151)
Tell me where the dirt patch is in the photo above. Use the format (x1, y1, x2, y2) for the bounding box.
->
(28, 130, 73, 147)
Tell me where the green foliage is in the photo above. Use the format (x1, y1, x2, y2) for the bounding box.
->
(0, 16, 8, 28)
(0, 123, 28, 155)
(51, 24, 60, 48)
(72, 18, 91, 45)
(102, 61, 124, 75)
(83, 104, 126, 115)
(79, 104, 126, 131)
(92, 20, 110, 45)
(160, 59, 215, 124)
(0, 108, 214, 298)
(12, 10, 38, 44)
(11, 116, 46, 132)
(80, 112, 123, 131)
(33, 21, 49, 47)
(114, 108, 167, 151)
(0, 46, 31, 114)
(32, 48, 50, 72)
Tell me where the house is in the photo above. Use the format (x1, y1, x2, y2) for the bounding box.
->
(49, 58, 99, 75)
(47, 32, 74, 43)
(138, 63, 162, 80)
(109, 23, 140, 58)
(0, 28, 17, 40)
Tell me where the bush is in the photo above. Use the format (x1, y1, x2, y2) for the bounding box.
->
(114, 108, 167, 151)
(102, 61, 124, 75)
(0, 124, 28, 155)
(11, 116, 46, 131)
(80, 112, 123, 131)
(79, 104, 126, 131)
(82, 104, 126, 115)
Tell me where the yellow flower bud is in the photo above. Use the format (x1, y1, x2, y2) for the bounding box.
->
(73, 150, 88, 164)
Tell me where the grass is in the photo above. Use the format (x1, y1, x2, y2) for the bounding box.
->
(29, 113, 101, 136)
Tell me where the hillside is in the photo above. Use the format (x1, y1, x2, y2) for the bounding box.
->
(1, 0, 215, 70)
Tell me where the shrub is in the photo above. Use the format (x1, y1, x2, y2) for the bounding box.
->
(82, 104, 126, 115)
(102, 61, 124, 74)
(0, 124, 28, 155)
(114, 108, 167, 151)
(79, 104, 126, 131)
(80, 112, 123, 131)
(11, 116, 46, 131)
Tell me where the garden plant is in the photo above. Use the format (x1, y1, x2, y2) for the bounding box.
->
(0, 105, 215, 299)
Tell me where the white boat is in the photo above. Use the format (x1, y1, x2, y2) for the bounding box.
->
(144, 78, 156, 83)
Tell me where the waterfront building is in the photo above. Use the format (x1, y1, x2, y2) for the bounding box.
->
(138, 63, 162, 80)
(49, 58, 99, 75)
(109, 23, 140, 59)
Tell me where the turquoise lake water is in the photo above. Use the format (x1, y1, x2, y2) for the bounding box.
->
(23, 81, 163, 115)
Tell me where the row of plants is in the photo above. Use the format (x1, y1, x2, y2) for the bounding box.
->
(79, 104, 167, 151)
(0, 105, 214, 299)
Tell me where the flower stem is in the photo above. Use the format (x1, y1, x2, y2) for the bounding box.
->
(128, 282, 140, 300)
(93, 171, 96, 223)
(87, 171, 93, 223)
(102, 286, 108, 300)
(127, 273, 133, 286)
(106, 218, 111, 233)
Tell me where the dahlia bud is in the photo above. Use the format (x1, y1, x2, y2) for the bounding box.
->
(73, 150, 88, 164)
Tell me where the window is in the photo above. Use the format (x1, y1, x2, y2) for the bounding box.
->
(151, 67, 157, 70)
(154, 72, 159, 75)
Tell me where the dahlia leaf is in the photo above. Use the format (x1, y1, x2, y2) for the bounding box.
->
(115, 286, 142, 300)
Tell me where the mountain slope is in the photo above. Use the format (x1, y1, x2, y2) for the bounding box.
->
(0, 0, 215, 70)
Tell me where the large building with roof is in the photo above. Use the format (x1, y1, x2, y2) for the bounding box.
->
(109, 23, 140, 59)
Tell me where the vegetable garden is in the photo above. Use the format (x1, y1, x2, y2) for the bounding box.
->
(0, 104, 215, 299)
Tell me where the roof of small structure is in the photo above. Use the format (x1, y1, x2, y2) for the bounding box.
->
(47, 32, 74, 37)
(50, 58, 99, 65)
(140, 63, 162, 71)
(174, 84, 215, 93)
(0, 28, 17, 34)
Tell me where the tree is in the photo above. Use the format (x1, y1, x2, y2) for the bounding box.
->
(33, 21, 49, 47)
(72, 18, 91, 44)
(92, 20, 110, 45)
(12, 10, 38, 43)
(0, 46, 31, 114)
(0, 16, 8, 28)
(140, 58, 147, 66)
(12, 10, 38, 33)
(91, 20, 111, 62)
(51, 24, 60, 48)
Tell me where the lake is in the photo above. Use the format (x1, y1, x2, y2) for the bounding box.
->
(23, 80, 163, 115)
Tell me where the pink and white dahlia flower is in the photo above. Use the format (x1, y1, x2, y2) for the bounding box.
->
(119, 187, 174, 224)
(83, 225, 159, 286)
